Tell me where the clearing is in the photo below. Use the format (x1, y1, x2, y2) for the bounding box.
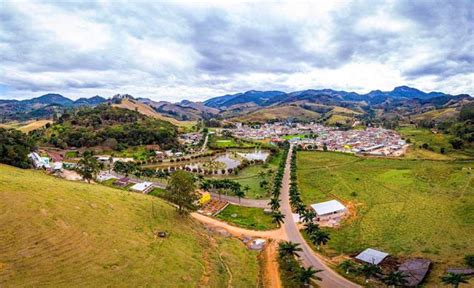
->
(0, 164, 259, 287)
(216, 204, 277, 231)
(296, 151, 473, 284)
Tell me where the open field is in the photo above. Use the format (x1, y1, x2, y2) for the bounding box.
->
(216, 204, 277, 230)
(296, 151, 474, 284)
(0, 164, 259, 286)
(0, 119, 52, 133)
(398, 125, 474, 159)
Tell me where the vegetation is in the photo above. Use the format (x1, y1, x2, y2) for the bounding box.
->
(296, 151, 474, 283)
(440, 273, 469, 288)
(277, 241, 322, 287)
(166, 171, 198, 215)
(267, 142, 289, 226)
(77, 151, 102, 183)
(0, 164, 259, 286)
(216, 205, 277, 230)
(0, 128, 36, 168)
(30, 105, 178, 150)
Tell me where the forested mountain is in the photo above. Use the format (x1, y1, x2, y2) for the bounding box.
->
(29, 105, 178, 150)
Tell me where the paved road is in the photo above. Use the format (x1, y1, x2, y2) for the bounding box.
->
(200, 133, 209, 152)
(280, 145, 360, 288)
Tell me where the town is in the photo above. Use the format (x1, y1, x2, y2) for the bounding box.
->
(230, 122, 407, 156)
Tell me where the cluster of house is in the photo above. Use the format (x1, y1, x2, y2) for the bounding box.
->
(179, 132, 203, 146)
(97, 172, 154, 193)
(230, 122, 406, 156)
(28, 152, 75, 172)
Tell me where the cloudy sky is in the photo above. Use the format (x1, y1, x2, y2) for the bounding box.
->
(0, 0, 472, 101)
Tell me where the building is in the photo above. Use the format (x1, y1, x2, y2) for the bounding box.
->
(355, 248, 389, 265)
(28, 152, 50, 169)
(114, 177, 133, 187)
(130, 182, 154, 193)
(310, 200, 347, 222)
(398, 259, 431, 286)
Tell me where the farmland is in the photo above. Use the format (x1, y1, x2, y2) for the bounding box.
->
(0, 164, 259, 286)
(296, 151, 474, 283)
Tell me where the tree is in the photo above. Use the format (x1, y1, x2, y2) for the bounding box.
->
(278, 241, 302, 258)
(465, 254, 474, 268)
(323, 143, 328, 151)
(440, 273, 468, 288)
(77, 151, 101, 183)
(302, 209, 316, 223)
(269, 198, 281, 211)
(309, 230, 330, 250)
(297, 266, 323, 286)
(166, 171, 198, 215)
(449, 138, 464, 150)
(0, 128, 36, 168)
(338, 260, 356, 274)
(234, 188, 245, 204)
(304, 222, 320, 234)
(358, 264, 382, 283)
(383, 271, 408, 287)
(272, 211, 285, 227)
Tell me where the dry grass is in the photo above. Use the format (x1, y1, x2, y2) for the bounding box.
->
(0, 120, 52, 132)
(0, 164, 259, 287)
(234, 105, 320, 122)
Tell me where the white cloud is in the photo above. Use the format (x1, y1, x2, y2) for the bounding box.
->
(0, 0, 472, 101)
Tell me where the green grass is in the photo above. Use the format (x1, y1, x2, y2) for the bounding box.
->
(296, 151, 474, 284)
(216, 205, 277, 230)
(0, 164, 260, 286)
(398, 125, 474, 159)
(148, 187, 167, 198)
(282, 134, 309, 140)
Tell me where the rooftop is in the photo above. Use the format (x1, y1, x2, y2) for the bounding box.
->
(310, 200, 346, 216)
(355, 248, 389, 265)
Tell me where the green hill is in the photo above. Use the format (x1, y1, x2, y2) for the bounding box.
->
(0, 164, 259, 287)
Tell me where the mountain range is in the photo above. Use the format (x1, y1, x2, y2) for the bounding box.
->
(0, 86, 471, 124)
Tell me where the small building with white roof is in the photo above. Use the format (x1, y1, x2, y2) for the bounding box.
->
(355, 248, 389, 265)
(130, 182, 154, 193)
(310, 199, 347, 222)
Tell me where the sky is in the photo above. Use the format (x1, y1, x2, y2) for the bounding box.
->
(0, 0, 473, 102)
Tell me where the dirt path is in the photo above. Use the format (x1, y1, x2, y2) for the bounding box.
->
(260, 240, 282, 288)
(191, 213, 286, 240)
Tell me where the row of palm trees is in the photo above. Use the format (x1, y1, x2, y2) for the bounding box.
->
(268, 143, 290, 226)
(278, 241, 323, 287)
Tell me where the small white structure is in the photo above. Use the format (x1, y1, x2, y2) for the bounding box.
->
(355, 248, 389, 265)
(52, 162, 63, 171)
(311, 200, 347, 221)
(130, 182, 154, 193)
(28, 152, 50, 169)
(249, 239, 266, 250)
(96, 172, 118, 182)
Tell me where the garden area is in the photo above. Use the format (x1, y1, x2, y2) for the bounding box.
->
(296, 150, 474, 284)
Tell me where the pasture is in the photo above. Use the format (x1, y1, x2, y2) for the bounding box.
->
(296, 151, 474, 282)
(0, 164, 259, 286)
(217, 205, 277, 230)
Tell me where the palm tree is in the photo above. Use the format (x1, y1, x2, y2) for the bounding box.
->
(269, 198, 281, 211)
(272, 211, 285, 227)
(440, 273, 469, 288)
(234, 189, 245, 204)
(338, 260, 356, 274)
(243, 185, 250, 195)
(304, 222, 320, 234)
(278, 241, 302, 258)
(359, 264, 382, 283)
(302, 209, 316, 223)
(383, 271, 408, 287)
(309, 230, 330, 250)
(297, 266, 323, 286)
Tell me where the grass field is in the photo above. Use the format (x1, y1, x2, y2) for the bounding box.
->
(216, 205, 277, 230)
(296, 151, 474, 284)
(0, 119, 52, 133)
(398, 125, 474, 159)
(233, 105, 321, 123)
(0, 164, 259, 286)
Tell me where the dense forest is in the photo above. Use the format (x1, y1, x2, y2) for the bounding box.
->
(0, 128, 36, 168)
(30, 105, 179, 150)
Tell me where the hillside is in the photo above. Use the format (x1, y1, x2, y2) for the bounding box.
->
(0, 164, 259, 286)
(113, 98, 195, 128)
(31, 104, 179, 149)
(232, 105, 321, 122)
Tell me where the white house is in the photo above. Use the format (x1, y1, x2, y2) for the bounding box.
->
(130, 182, 154, 193)
(28, 152, 50, 169)
(355, 248, 389, 265)
(310, 200, 347, 222)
